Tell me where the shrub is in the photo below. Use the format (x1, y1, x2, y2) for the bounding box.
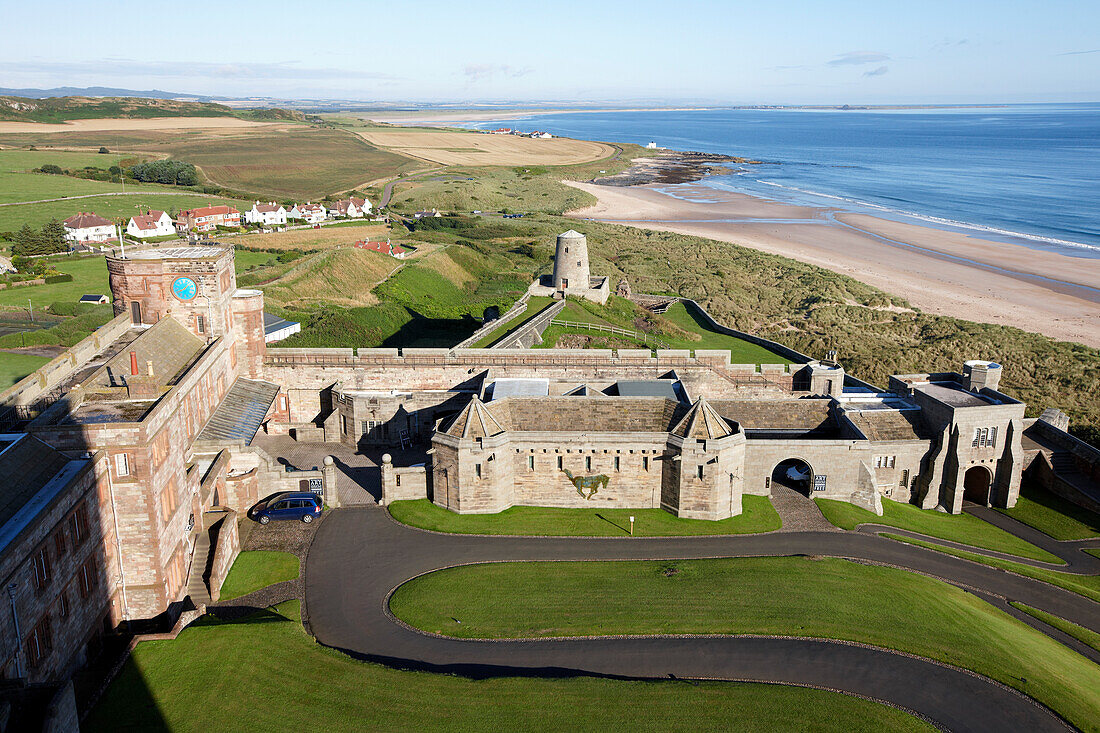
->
(35, 164, 63, 175)
(43, 273, 74, 284)
(98, 147, 109, 154)
(127, 159, 198, 186)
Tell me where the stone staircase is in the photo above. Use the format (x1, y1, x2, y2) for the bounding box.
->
(186, 531, 212, 605)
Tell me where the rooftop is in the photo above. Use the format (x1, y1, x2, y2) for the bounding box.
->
(0, 435, 87, 554)
(121, 246, 229, 261)
(196, 378, 280, 445)
(915, 383, 992, 408)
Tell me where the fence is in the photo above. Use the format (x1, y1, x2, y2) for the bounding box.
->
(548, 318, 670, 349)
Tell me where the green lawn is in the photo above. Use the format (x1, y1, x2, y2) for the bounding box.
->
(233, 249, 279, 273)
(658, 301, 793, 363)
(85, 600, 933, 733)
(0, 351, 50, 389)
(387, 496, 781, 536)
(389, 557, 1100, 732)
(0, 193, 250, 232)
(0, 255, 109, 307)
(1010, 602, 1100, 653)
(468, 296, 555, 347)
(217, 551, 300, 601)
(997, 484, 1100, 540)
(815, 497, 1062, 562)
(880, 532, 1100, 603)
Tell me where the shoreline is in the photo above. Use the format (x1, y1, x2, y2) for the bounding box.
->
(359, 107, 707, 126)
(565, 181, 1100, 348)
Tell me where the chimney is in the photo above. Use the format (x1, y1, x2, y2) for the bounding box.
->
(129, 351, 138, 376)
(147, 360, 154, 377)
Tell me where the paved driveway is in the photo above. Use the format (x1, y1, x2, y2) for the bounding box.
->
(305, 507, 1100, 733)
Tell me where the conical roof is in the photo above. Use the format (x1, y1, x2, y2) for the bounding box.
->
(443, 395, 506, 439)
(558, 229, 584, 239)
(671, 397, 735, 439)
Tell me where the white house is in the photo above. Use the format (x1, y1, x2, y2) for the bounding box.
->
(126, 210, 175, 239)
(63, 212, 117, 244)
(245, 201, 288, 226)
(530, 131, 553, 139)
(288, 202, 327, 224)
(327, 197, 372, 219)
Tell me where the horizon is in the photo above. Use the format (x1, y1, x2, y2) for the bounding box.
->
(4, 0, 1099, 105)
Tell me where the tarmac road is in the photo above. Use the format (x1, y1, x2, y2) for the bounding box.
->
(305, 507, 1100, 732)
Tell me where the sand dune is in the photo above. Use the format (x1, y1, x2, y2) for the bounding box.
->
(566, 181, 1100, 347)
(355, 128, 612, 166)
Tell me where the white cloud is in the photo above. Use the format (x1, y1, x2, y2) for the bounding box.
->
(828, 51, 890, 66)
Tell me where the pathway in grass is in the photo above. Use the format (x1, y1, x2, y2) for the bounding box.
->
(387, 496, 781, 536)
(85, 601, 933, 733)
(815, 497, 1062, 562)
(997, 484, 1100, 540)
(217, 550, 300, 601)
(880, 533, 1100, 603)
(390, 557, 1100, 732)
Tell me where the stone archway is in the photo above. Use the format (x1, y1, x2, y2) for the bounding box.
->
(771, 458, 814, 497)
(962, 466, 992, 505)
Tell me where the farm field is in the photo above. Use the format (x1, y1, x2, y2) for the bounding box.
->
(354, 127, 614, 166)
(0, 192, 250, 233)
(233, 223, 391, 251)
(0, 148, 182, 205)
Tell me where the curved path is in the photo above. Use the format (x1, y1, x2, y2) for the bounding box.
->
(306, 507, 1100, 732)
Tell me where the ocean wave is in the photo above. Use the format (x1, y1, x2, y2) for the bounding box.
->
(715, 178, 1100, 253)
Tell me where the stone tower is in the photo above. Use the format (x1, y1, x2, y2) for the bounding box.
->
(552, 230, 591, 295)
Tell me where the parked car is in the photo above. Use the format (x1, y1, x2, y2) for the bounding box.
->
(252, 492, 323, 524)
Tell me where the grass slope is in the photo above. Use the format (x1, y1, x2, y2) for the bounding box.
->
(881, 532, 1100, 603)
(469, 296, 555, 347)
(217, 551, 300, 601)
(387, 496, 781, 536)
(389, 557, 1100, 732)
(815, 497, 1062, 562)
(997, 484, 1100, 540)
(0, 351, 50, 390)
(256, 248, 401, 309)
(86, 600, 932, 733)
(1010, 602, 1100, 653)
(0, 96, 233, 123)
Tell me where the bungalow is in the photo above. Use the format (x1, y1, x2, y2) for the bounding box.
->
(175, 205, 241, 232)
(354, 239, 409, 259)
(413, 209, 442, 219)
(327, 197, 372, 219)
(126, 210, 175, 239)
(245, 201, 288, 226)
(63, 212, 117, 244)
(262, 312, 301, 343)
(288, 202, 327, 224)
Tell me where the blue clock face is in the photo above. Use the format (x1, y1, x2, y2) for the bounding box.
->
(172, 277, 198, 301)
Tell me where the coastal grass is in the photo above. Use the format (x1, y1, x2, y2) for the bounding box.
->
(217, 551, 300, 601)
(469, 295, 555, 347)
(234, 223, 390, 251)
(85, 600, 932, 733)
(814, 497, 1062, 563)
(255, 248, 401, 309)
(232, 248, 280, 273)
(388, 557, 1100, 732)
(0, 351, 50, 389)
(879, 533, 1100, 603)
(386, 497, 781, 536)
(997, 484, 1100, 540)
(0, 255, 109, 307)
(1009, 602, 1100, 653)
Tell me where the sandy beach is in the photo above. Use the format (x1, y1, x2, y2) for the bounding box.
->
(566, 181, 1100, 347)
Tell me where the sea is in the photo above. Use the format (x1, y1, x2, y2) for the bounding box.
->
(462, 104, 1100, 258)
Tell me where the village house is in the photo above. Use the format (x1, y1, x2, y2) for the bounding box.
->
(288, 202, 327, 224)
(327, 197, 371, 219)
(354, 239, 409, 259)
(63, 213, 116, 244)
(530, 131, 553, 139)
(175, 205, 241, 233)
(414, 209, 442, 219)
(245, 202, 288, 227)
(126, 210, 175, 239)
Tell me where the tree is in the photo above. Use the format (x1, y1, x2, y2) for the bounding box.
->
(11, 224, 40, 256)
(98, 146, 109, 154)
(40, 219, 68, 253)
(36, 164, 63, 175)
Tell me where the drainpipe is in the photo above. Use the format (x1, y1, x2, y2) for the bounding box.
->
(104, 461, 130, 621)
(7, 583, 24, 679)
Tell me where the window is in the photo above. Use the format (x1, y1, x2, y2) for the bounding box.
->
(979, 427, 989, 447)
(115, 453, 130, 477)
(32, 547, 51, 590)
(475, 464, 482, 479)
(528, 455, 534, 471)
(973, 428, 981, 448)
(70, 503, 89, 546)
(987, 426, 997, 448)
(160, 481, 179, 522)
(58, 589, 70, 619)
(900, 469, 910, 488)
(79, 558, 97, 599)
(53, 530, 66, 559)
(342, 415, 349, 435)
(557, 456, 563, 470)
(585, 456, 592, 472)
(888, 456, 896, 468)
(25, 616, 52, 668)
(196, 315, 205, 334)
(697, 465, 704, 480)
(614, 456, 620, 472)
(874, 456, 883, 468)
(643, 456, 649, 472)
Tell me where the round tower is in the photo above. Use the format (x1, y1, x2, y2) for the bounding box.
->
(552, 230, 590, 294)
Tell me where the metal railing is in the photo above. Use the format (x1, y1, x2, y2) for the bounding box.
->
(549, 319, 670, 349)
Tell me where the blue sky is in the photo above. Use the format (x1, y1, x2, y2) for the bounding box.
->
(3, 0, 1098, 104)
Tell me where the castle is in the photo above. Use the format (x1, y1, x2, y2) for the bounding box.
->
(0, 237, 1094, 705)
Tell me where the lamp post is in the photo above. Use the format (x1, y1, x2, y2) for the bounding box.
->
(629, 515, 635, 536)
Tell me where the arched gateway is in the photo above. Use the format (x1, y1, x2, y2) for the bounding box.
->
(771, 458, 815, 497)
(962, 466, 993, 505)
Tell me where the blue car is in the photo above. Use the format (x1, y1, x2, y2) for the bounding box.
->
(253, 492, 323, 524)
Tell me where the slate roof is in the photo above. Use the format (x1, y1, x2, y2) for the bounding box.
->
(614, 380, 678, 400)
(0, 436, 85, 551)
(196, 378, 280, 445)
(90, 317, 204, 390)
(442, 395, 507, 438)
(452, 396, 685, 434)
(263, 312, 300, 335)
(671, 397, 735, 439)
(846, 410, 929, 442)
(710, 399, 836, 433)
